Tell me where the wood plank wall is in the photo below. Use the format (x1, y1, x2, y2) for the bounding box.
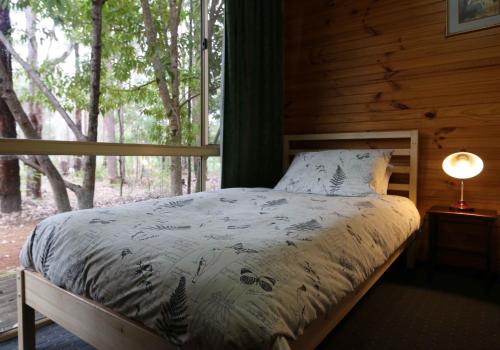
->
(284, 0, 500, 270)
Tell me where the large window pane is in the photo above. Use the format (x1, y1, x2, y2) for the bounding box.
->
(0, 0, 224, 337)
(0, 154, 222, 274)
(206, 156, 221, 191)
(207, 0, 225, 144)
(9, 3, 203, 146)
(0, 153, 220, 334)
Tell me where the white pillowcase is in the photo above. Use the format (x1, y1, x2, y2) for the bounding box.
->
(275, 149, 393, 197)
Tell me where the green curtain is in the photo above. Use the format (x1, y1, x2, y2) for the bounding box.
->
(221, 0, 283, 189)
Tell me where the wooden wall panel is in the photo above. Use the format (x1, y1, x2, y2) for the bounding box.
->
(284, 0, 500, 270)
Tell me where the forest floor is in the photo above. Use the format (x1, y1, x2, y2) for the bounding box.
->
(0, 175, 220, 273)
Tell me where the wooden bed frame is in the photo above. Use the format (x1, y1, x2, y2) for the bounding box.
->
(17, 130, 419, 350)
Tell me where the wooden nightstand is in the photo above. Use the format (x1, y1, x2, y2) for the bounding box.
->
(428, 206, 497, 280)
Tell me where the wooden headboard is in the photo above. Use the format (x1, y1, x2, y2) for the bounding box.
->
(283, 130, 419, 205)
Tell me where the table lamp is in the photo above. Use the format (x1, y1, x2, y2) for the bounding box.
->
(442, 151, 483, 211)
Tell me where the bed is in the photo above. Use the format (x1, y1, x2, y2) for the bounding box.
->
(17, 130, 420, 350)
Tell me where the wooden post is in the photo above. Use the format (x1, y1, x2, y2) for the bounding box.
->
(200, 0, 209, 192)
(409, 130, 419, 205)
(17, 268, 36, 350)
(405, 230, 419, 269)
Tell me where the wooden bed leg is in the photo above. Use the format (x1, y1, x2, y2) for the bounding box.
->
(17, 268, 36, 350)
(405, 231, 420, 269)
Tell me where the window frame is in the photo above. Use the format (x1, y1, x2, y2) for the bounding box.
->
(0, 0, 219, 192)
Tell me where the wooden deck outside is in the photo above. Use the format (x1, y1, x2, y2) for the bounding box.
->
(0, 274, 44, 337)
(0, 274, 18, 334)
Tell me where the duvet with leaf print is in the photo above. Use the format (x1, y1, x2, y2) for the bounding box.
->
(20, 188, 420, 350)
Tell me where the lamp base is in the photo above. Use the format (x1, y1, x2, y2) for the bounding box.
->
(450, 200, 474, 212)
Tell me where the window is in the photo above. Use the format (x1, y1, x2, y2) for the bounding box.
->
(0, 0, 225, 322)
(207, 0, 225, 145)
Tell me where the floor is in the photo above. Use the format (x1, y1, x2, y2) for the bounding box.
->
(0, 275, 19, 333)
(1, 266, 499, 350)
(0, 274, 44, 334)
(0, 221, 36, 272)
(319, 267, 500, 350)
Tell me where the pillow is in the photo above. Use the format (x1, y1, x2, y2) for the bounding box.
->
(381, 163, 394, 195)
(275, 149, 393, 197)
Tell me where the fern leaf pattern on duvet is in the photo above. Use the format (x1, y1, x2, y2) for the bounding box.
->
(155, 276, 189, 346)
(143, 224, 191, 231)
(62, 257, 87, 293)
(329, 165, 346, 195)
(19, 187, 421, 349)
(40, 227, 57, 276)
(261, 198, 288, 210)
(156, 198, 194, 210)
(286, 219, 322, 235)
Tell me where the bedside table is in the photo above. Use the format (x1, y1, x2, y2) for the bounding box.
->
(428, 206, 497, 280)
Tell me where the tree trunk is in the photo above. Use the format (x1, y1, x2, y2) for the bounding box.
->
(140, 0, 183, 195)
(103, 61, 117, 182)
(78, 0, 106, 209)
(25, 6, 42, 198)
(104, 111, 117, 181)
(167, 0, 183, 196)
(72, 109, 83, 172)
(135, 156, 140, 183)
(117, 108, 125, 196)
(0, 5, 21, 213)
(0, 59, 71, 212)
(0, 32, 86, 141)
(140, 0, 178, 133)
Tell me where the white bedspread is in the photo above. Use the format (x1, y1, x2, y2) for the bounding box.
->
(20, 188, 420, 349)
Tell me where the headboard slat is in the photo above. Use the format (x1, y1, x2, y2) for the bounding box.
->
(288, 148, 412, 156)
(388, 183, 411, 191)
(392, 166, 410, 174)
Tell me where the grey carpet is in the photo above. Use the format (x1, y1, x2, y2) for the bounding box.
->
(1, 267, 499, 350)
(318, 267, 500, 350)
(0, 323, 93, 350)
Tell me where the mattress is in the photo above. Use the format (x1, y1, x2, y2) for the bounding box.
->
(20, 188, 420, 349)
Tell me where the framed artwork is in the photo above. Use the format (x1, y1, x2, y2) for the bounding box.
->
(447, 0, 500, 36)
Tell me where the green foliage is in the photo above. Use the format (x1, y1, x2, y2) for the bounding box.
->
(11, 0, 224, 147)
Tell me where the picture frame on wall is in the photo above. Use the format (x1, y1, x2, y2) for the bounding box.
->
(447, 0, 500, 36)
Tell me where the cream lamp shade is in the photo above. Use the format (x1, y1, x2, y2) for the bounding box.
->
(442, 152, 483, 180)
(442, 151, 483, 211)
